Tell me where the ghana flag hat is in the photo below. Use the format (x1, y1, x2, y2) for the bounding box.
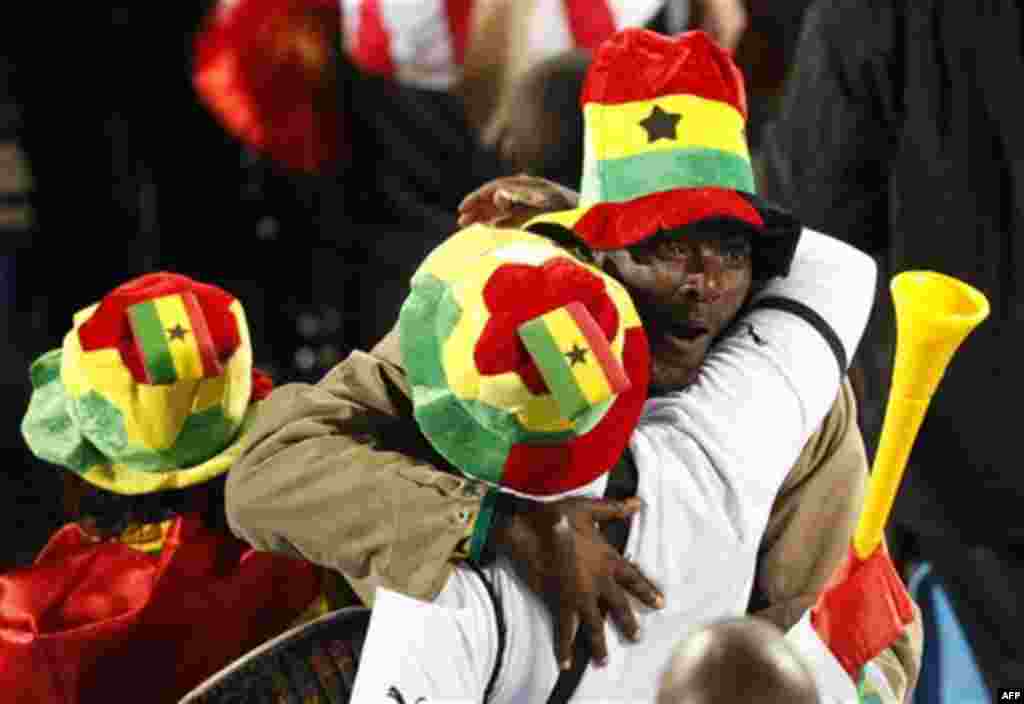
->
(399, 224, 649, 497)
(526, 29, 800, 280)
(21, 273, 271, 495)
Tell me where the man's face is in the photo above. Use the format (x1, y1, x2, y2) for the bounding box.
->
(597, 232, 753, 391)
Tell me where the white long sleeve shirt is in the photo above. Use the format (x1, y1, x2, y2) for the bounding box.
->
(351, 229, 879, 704)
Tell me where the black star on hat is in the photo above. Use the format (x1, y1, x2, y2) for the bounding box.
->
(565, 344, 589, 366)
(167, 324, 189, 341)
(638, 105, 682, 143)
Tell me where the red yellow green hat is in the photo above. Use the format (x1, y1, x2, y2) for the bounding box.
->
(399, 224, 649, 497)
(526, 29, 799, 279)
(21, 273, 265, 495)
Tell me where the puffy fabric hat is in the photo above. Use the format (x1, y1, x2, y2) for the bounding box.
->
(21, 273, 261, 495)
(399, 224, 649, 497)
(526, 29, 800, 280)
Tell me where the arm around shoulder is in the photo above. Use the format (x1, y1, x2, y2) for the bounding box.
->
(225, 331, 488, 604)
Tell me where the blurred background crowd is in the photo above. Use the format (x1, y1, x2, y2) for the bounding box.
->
(2, 0, 1022, 700)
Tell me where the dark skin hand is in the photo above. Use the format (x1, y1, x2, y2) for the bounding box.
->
(490, 494, 665, 670)
(457, 174, 579, 229)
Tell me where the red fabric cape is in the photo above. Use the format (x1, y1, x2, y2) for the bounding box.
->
(0, 516, 321, 704)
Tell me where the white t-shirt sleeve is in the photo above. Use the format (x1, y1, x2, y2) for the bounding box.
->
(350, 579, 498, 704)
(750, 227, 877, 401)
(638, 228, 876, 526)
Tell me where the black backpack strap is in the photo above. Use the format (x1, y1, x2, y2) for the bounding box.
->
(545, 449, 639, 704)
(464, 561, 508, 704)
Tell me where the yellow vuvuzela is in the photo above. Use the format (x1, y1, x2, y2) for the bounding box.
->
(853, 271, 990, 559)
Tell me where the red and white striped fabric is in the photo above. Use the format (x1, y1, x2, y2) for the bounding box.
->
(341, 0, 666, 90)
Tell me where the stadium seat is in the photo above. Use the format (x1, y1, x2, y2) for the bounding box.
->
(179, 606, 371, 703)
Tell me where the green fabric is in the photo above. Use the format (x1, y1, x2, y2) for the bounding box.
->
(23, 354, 241, 474)
(572, 396, 614, 436)
(163, 403, 240, 468)
(468, 489, 500, 563)
(127, 300, 177, 384)
(518, 316, 590, 421)
(21, 351, 108, 472)
(412, 387, 511, 485)
(76, 391, 240, 472)
(399, 273, 452, 391)
(582, 147, 755, 203)
(29, 349, 62, 389)
(403, 273, 508, 484)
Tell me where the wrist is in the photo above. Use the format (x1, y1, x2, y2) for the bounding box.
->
(472, 491, 526, 564)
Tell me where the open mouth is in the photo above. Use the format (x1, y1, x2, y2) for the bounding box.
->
(670, 328, 708, 342)
(654, 321, 710, 343)
(668, 319, 710, 340)
(638, 304, 711, 342)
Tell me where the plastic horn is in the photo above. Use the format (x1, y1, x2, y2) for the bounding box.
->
(852, 271, 990, 559)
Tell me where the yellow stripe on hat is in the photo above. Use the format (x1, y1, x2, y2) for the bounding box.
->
(220, 299, 252, 425)
(151, 294, 207, 381)
(585, 94, 749, 163)
(540, 306, 615, 406)
(418, 225, 555, 285)
(523, 207, 589, 234)
(443, 257, 504, 401)
(474, 372, 576, 433)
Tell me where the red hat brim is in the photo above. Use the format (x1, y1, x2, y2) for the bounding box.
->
(526, 187, 802, 281)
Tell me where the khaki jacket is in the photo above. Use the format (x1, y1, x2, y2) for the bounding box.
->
(226, 329, 922, 701)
